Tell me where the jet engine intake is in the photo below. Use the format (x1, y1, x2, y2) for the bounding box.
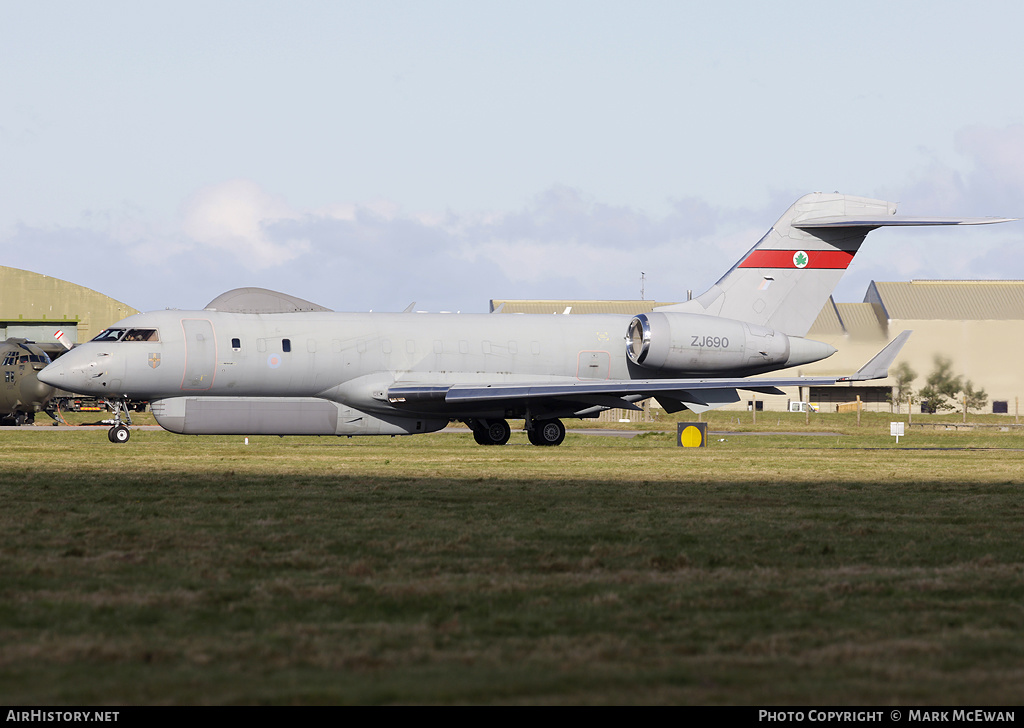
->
(625, 312, 834, 374)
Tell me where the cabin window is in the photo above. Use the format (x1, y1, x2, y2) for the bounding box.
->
(993, 400, 1009, 414)
(282, 339, 291, 353)
(231, 338, 241, 350)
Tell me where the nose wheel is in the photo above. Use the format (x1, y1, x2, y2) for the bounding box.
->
(104, 397, 133, 444)
(108, 424, 131, 443)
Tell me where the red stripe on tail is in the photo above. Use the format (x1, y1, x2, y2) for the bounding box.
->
(738, 249, 855, 269)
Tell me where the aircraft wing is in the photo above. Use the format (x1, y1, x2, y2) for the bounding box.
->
(387, 333, 912, 415)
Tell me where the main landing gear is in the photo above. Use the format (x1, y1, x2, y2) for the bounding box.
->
(466, 417, 566, 446)
(104, 397, 133, 444)
(471, 419, 511, 446)
(527, 419, 565, 447)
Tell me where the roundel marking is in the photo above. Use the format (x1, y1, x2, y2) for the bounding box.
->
(267, 354, 282, 369)
(793, 251, 809, 268)
(680, 425, 704, 447)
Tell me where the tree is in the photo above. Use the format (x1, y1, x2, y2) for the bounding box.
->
(887, 361, 917, 413)
(963, 379, 988, 413)
(917, 356, 961, 414)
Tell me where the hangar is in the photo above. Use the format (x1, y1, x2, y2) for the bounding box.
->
(492, 280, 1024, 415)
(0, 266, 138, 346)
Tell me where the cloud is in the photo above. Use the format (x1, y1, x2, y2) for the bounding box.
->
(0, 178, 802, 312)
(955, 124, 1024, 213)
(8, 125, 1021, 316)
(891, 124, 1024, 216)
(179, 179, 311, 269)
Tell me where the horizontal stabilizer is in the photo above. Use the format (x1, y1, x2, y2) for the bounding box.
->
(795, 216, 1015, 229)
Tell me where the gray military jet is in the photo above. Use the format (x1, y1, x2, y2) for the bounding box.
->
(1, 338, 57, 425)
(37, 193, 1012, 444)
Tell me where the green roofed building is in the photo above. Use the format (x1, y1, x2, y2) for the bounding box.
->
(0, 266, 138, 346)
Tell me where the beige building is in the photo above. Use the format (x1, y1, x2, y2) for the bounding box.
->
(0, 266, 138, 345)
(493, 281, 1024, 415)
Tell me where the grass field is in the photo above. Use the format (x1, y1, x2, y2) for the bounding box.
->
(2, 414, 1023, 704)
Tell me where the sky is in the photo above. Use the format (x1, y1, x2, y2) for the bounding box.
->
(2, 0, 1023, 314)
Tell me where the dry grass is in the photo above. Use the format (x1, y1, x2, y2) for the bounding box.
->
(1, 424, 1023, 704)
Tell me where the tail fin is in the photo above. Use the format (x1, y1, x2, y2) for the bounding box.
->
(657, 193, 1012, 337)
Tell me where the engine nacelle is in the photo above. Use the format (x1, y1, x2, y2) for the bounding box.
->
(625, 312, 834, 374)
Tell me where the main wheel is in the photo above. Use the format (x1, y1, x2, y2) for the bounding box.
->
(475, 419, 511, 445)
(108, 425, 131, 443)
(528, 419, 565, 446)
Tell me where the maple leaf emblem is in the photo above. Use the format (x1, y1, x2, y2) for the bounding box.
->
(793, 251, 809, 268)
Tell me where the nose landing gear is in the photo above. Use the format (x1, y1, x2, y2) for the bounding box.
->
(104, 397, 133, 444)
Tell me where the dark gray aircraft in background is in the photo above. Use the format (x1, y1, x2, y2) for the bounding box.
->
(0, 338, 58, 425)
(38, 193, 1012, 444)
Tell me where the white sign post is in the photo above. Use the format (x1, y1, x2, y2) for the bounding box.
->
(890, 421, 905, 444)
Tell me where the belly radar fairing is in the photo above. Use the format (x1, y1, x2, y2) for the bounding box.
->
(37, 193, 1013, 445)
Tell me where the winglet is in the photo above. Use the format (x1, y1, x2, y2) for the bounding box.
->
(844, 330, 912, 381)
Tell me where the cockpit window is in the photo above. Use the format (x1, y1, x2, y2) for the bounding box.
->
(91, 328, 159, 343)
(92, 329, 126, 342)
(125, 329, 159, 342)
(1, 352, 49, 366)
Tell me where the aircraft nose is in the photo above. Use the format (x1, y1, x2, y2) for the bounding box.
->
(37, 360, 64, 387)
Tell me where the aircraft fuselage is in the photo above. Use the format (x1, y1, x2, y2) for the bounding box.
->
(38, 308, 831, 436)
